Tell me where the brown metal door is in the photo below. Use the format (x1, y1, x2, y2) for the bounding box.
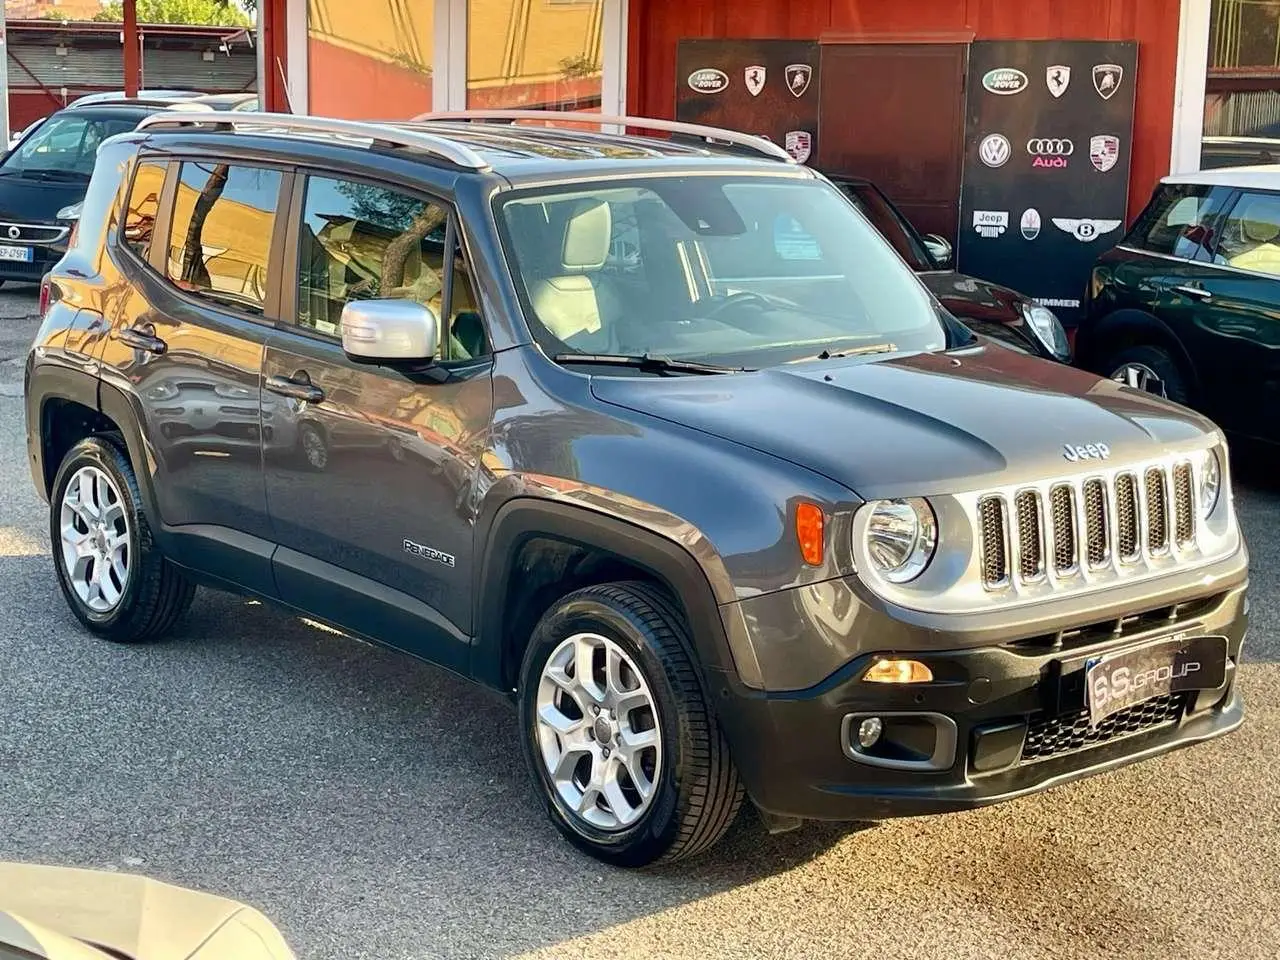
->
(817, 42, 968, 244)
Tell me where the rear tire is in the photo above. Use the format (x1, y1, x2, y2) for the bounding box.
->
(519, 581, 744, 867)
(1103, 344, 1192, 406)
(49, 436, 195, 643)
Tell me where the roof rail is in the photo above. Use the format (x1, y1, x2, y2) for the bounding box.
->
(133, 111, 491, 171)
(411, 110, 794, 164)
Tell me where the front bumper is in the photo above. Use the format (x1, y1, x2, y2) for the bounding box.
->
(0, 239, 66, 283)
(712, 581, 1247, 822)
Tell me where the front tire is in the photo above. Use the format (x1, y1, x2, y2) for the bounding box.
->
(519, 581, 744, 867)
(49, 436, 195, 643)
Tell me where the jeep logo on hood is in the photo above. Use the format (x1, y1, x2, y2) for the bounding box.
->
(982, 68, 1029, 95)
(687, 68, 729, 94)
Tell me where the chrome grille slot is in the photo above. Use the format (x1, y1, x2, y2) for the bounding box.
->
(1115, 473, 1139, 561)
(1082, 479, 1109, 567)
(1015, 490, 1044, 581)
(1049, 485, 1076, 573)
(1173, 462, 1195, 545)
(979, 496, 1009, 587)
(1145, 467, 1169, 554)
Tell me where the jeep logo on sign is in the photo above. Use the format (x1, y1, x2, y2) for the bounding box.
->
(687, 68, 729, 94)
(982, 68, 1028, 95)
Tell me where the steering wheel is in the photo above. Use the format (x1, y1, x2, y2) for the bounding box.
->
(701, 291, 774, 321)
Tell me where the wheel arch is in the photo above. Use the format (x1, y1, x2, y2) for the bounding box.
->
(472, 497, 758, 699)
(1076, 309, 1200, 398)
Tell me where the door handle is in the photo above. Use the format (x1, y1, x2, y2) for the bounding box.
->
(1172, 283, 1213, 301)
(117, 324, 167, 354)
(266, 373, 325, 403)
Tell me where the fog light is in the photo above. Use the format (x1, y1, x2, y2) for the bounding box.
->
(857, 717, 883, 749)
(863, 658, 933, 684)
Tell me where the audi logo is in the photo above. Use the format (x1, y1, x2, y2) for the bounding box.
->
(1026, 138, 1075, 156)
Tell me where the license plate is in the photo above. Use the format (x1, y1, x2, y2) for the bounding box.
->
(1085, 634, 1228, 726)
(0, 244, 33, 263)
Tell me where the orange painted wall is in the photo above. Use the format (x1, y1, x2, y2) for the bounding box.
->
(628, 0, 1181, 221)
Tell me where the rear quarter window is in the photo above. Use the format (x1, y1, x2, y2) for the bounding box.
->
(122, 160, 168, 262)
(1127, 183, 1231, 261)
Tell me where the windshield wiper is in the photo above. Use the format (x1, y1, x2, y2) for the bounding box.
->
(813, 343, 898, 360)
(18, 169, 88, 181)
(553, 352, 750, 375)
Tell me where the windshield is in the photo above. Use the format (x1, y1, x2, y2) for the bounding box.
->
(836, 182, 934, 271)
(497, 175, 952, 368)
(0, 113, 139, 178)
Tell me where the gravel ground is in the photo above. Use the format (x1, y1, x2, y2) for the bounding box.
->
(1, 286, 1278, 960)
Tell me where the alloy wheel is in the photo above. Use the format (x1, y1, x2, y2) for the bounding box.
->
(58, 465, 131, 613)
(1111, 361, 1167, 398)
(301, 425, 328, 469)
(535, 632, 662, 831)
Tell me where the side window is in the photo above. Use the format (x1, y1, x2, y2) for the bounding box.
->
(1218, 191, 1280, 275)
(1132, 183, 1229, 261)
(295, 176, 487, 360)
(122, 160, 168, 261)
(166, 161, 281, 315)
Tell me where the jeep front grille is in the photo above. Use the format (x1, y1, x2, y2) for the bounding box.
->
(978, 458, 1201, 590)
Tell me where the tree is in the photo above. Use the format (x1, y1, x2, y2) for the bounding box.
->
(94, 0, 252, 27)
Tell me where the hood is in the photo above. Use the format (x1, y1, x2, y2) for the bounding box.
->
(589, 343, 1219, 501)
(0, 175, 87, 222)
(916, 270, 1024, 323)
(0, 862, 296, 960)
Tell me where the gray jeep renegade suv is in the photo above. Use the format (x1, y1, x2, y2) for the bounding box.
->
(24, 110, 1247, 867)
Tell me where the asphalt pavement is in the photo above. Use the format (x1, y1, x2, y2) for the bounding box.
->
(1, 287, 1278, 960)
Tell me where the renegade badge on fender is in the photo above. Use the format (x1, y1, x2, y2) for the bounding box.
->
(25, 109, 1247, 867)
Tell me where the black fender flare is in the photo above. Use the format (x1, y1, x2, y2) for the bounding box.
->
(27, 361, 110, 501)
(471, 496, 754, 696)
(1076, 309, 1200, 396)
(97, 375, 166, 529)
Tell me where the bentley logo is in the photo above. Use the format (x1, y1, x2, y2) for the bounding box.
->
(1063, 442, 1111, 462)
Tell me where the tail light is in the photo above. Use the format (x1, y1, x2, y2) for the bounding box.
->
(38, 275, 52, 319)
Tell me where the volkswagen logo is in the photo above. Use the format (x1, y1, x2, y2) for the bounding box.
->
(1026, 138, 1074, 156)
(6, 226, 19, 240)
(979, 134, 1012, 168)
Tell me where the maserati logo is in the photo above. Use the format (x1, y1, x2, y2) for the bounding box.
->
(1046, 65, 1071, 98)
(784, 63, 812, 98)
(1090, 135, 1121, 172)
(6, 226, 19, 240)
(979, 133, 1011, 167)
(1020, 208, 1041, 240)
(1093, 63, 1123, 100)
(784, 130, 812, 164)
(1063, 442, 1111, 462)
(745, 65, 766, 97)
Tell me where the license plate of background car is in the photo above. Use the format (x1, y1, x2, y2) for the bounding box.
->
(1084, 634, 1228, 726)
(0, 244, 33, 262)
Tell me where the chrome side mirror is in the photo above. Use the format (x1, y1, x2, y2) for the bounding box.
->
(923, 234, 953, 269)
(340, 299, 438, 363)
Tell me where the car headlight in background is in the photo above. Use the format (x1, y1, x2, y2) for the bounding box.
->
(56, 201, 82, 221)
(1200, 447, 1223, 518)
(862, 497, 938, 583)
(1019, 301, 1070, 361)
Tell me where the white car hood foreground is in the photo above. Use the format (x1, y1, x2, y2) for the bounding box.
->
(0, 862, 295, 960)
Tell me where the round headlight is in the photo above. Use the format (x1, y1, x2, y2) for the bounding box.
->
(1200, 447, 1222, 517)
(1020, 302, 1070, 361)
(863, 498, 938, 583)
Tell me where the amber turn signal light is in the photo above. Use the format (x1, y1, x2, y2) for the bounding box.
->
(863, 658, 934, 684)
(795, 501, 825, 566)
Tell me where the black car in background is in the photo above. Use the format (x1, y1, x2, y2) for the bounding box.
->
(829, 176, 1071, 362)
(1077, 166, 1280, 448)
(0, 102, 176, 286)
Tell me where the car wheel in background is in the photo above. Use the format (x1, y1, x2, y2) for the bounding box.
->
(1104, 344, 1192, 406)
(49, 436, 195, 643)
(519, 581, 744, 867)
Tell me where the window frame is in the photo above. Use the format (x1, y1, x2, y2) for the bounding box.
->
(279, 167, 489, 362)
(1123, 182, 1235, 262)
(114, 152, 178, 275)
(1208, 186, 1280, 278)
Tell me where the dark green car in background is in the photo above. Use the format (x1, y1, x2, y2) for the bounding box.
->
(1077, 166, 1280, 449)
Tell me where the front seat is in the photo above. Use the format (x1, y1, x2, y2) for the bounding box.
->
(527, 199, 615, 343)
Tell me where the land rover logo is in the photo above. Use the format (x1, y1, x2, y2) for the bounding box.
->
(982, 68, 1028, 95)
(1063, 442, 1111, 462)
(6, 226, 19, 240)
(687, 68, 729, 94)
